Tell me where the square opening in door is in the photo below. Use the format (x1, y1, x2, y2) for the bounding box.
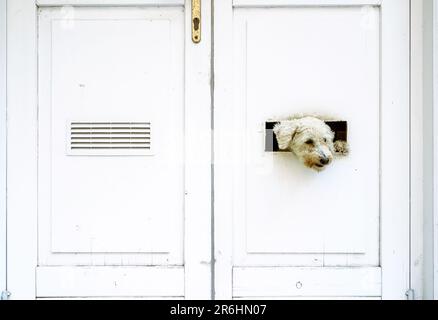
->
(265, 120, 348, 152)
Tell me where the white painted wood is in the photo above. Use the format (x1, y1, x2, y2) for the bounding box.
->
(9, 1, 211, 299)
(410, 0, 424, 300)
(434, 0, 438, 301)
(5, 0, 414, 301)
(232, 6, 380, 257)
(215, 0, 410, 300)
(213, 0, 234, 300)
(36, 266, 184, 297)
(233, 267, 381, 298)
(233, 0, 382, 7)
(6, 0, 38, 299)
(380, 0, 410, 300)
(422, 0, 434, 301)
(183, 0, 213, 300)
(323, 255, 348, 267)
(37, 0, 184, 6)
(215, 1, 372, 299)
(0, 0, 6, 296)
(38, 7, 184, 259)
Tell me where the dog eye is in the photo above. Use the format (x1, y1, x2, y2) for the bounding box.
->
(305, 139, 314, 145)
(323, 138, 327, 143)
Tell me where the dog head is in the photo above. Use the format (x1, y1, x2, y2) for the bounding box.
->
(274, 117, 342, 171)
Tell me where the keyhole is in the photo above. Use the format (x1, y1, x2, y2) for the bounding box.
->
(193, 17, 200, 31)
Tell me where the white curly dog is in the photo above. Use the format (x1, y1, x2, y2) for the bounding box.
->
(273, 115, 349, 172)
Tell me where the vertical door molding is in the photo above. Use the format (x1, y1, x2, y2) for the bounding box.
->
(184, 0, 213, 299)
(0, 0, 7, 297)
(6, 0, 38, 299)
(434, 0, 438, 301)
(410, 0, 424, 300)
(380, 0, 410, 300)
(213, 0, 234, 300)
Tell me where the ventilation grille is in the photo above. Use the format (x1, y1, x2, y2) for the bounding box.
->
(68, 122, 152, 156)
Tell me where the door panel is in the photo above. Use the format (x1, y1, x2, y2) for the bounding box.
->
(36, 266, 184, 298)
(214, 0, 409, 299)
(38, 7, 184, 295)
(33, 2, 212, 299)
(233, 267, 381, 299)
(39, 8, 184, 264)
(233, 7, 380, 262)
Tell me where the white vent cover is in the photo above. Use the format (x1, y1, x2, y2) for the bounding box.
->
(68, 122, 153, 156)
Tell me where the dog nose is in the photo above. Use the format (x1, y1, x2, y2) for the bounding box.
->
(320, 157, 330, 165)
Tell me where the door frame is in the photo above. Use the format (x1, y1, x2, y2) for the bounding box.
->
(0, 0, 433, 300)
(4, 0, 212, 299)
(214, 0, 411, 300)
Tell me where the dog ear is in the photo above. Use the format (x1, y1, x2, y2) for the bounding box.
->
(273, 121, 298, 150)
(333, 140, 349, 156)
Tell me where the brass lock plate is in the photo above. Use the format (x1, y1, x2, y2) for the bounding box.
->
(192, 0, 201, 43)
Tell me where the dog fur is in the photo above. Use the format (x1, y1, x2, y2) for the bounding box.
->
(273, 115, 349, 171)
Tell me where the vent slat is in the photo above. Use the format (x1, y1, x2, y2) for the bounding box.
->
(71, 122, 149, 125)
(69, 121, 152, 155)
(71, 136, 151, 141)
(71, 126, 150, 129)
(71, 132, 150, 135)
(71, 142, 149, 145)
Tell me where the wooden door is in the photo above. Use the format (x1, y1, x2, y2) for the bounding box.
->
(7, 0, 211, 300)
(6, 0, 411, 300)
(214, 0, 410, 300)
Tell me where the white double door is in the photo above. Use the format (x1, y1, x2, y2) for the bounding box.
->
(7, 0, 410, 299)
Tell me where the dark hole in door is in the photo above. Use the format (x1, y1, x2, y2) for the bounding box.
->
(265, 120, 348, 152)
(193, 17, 200, 31)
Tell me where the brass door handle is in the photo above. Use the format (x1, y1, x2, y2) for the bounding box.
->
(192, 0, 201, 43)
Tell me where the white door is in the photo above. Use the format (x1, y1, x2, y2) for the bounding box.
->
(214, 0, 410, 300)
(7, 0, 211, 299)
(6, 0, 411, 300)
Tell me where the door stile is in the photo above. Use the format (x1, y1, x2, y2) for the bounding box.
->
(184, 0, 213, 299)
(213, 0, 234, 300)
